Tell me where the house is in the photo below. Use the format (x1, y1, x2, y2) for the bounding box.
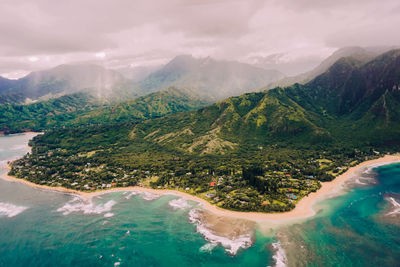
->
(209, 182, 216, 187)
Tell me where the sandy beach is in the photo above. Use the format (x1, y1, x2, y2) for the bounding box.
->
(3, 154, 400, 226)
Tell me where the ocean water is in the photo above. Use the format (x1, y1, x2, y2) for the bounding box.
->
(281, 162, 400, 266)
(0, 134, 272, 267)
(1, 133, 400, 267)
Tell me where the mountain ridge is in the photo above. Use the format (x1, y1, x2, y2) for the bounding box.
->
(266, 46, 397, 90)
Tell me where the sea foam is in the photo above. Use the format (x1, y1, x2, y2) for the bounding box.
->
(57, 196, 117, 216)
(188, 209, 252, 255)
(199, 243, 217, 253)
(386, 197, 400, 216)
(271, 242, 288, 267)
(349, 164, 383, 186)
(168, 198, 190, 210)
(0, 202, 28, 218)
(141, 192, 160, 201)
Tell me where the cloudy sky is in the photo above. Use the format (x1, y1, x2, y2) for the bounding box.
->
(1, 0, 399, 78)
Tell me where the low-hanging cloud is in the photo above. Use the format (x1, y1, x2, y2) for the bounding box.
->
(0, 0, 399, 78)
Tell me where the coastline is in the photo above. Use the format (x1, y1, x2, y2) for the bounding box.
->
(3, 154, 400, 224)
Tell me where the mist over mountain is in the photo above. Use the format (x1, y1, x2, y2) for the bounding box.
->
(246, 53, 322, 76)
(0, 55, 286, 105)
(134, 55, 285, 101)
(116, 65, 163, 81)
(0, 64, 126, 104)
(1, 46, 398, 117)
(267, 46, 398, 89)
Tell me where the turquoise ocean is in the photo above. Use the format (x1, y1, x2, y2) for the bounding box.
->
(1, 133, 400, 266)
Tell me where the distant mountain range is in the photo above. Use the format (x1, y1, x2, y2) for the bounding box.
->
(0, 55, 285, 105)
(2, 47, 400, 142)
(2, 47, 393, 106)
(133, 55, 285, 101)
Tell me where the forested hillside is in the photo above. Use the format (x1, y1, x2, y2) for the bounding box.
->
(0, 87, 209, 133)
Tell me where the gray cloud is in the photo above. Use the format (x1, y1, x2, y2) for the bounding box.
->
(0, 0, 399, 78)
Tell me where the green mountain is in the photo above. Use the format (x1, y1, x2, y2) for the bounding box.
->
(8, 49, 400, 213)
(0, 87, 209, 133)
(130, 88, 329, 156)
(61, 87, 209, 126)
(42, 48, 400, 158)
(267, 46, 396, 89)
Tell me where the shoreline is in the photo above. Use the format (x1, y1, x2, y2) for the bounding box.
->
(3, 155, 400, 224)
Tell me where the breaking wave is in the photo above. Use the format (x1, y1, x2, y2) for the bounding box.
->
(122, 191, 160, 201)
(0, 202, 28, 218)
(168, 198, 190, 210)
(57, 196, 117, 217)
(124, 192, 139, 200)
(188, 209, 252, 255)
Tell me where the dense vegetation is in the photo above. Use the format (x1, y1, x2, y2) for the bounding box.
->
(10, 123, 379, 212)
(10, 49, 400, 212)
(0, 87, 209, 133)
